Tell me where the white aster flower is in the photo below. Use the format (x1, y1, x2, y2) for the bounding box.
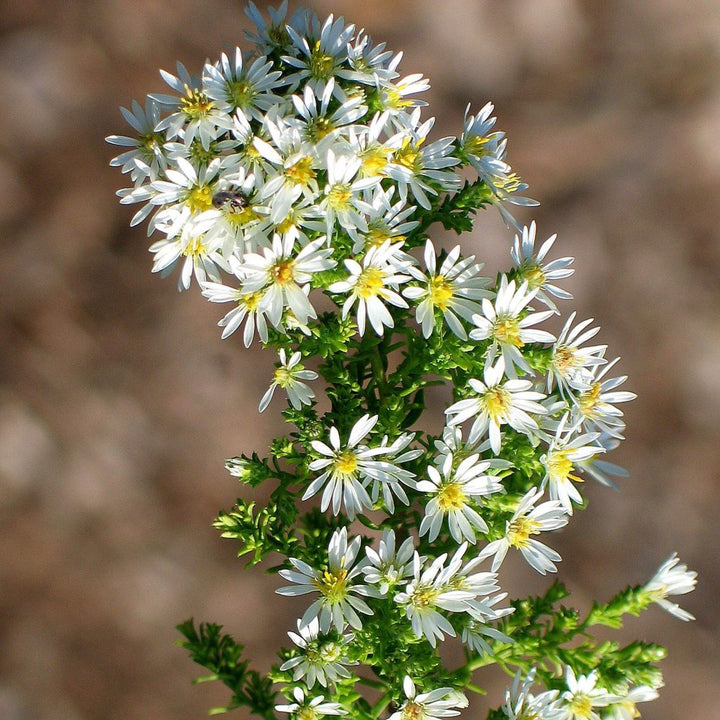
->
(201, 281, 270, 346)
(362, 529, 415, 596)
(237, 233, 335, 327)
(404, 240, 491, 339)
(416, 452, 502, 544)
(276, 527, 373, 633)
(280, 617, 355, 689)
(259, 349, 318, 412)
(541, 415, 604, 514)
(478, 488, 569, 575)
(386, 109, 461, 209)
(560, 668, 617, 720)
(470, 276, 556, 378)
(510, 222, 574, 311)
(548, 312, 607, 396)
(502, 669, 563, 720)
(643, 553, 697, 621)
(459, 102, 507, 189)
(388, 676, 467, 720)
(202, 46, 283, 120)
(394, 550, 475, 648)
(328, 239, 411, 336)
(602, 685, 660, 720)
(275, 686, 346, 719)
(445, 358, 548, 454)
(461, 598, 514, 657)
(353, 186, 419, 253)
(571, 358, 636, 439)
(304, 414, 404, 520)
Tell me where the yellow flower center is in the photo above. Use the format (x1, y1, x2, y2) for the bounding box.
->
(297, 705, 319, 720)
(520, 262, 546, 291)
(319, 641, 342, 663)
(364, 223, 395, 249)
(185, 185, 214, 213)
(359, 145, 389, 176)
(227, 79, 255, 109)
(437, 482, 466, 512)
(401, 701, 425, 720)
(464, 135, 491, 157)
(274, 366, 295, 388)
(314, 568, 349, 603)
(307, 116, 334, 142)
(546, 449, 573, 481)
(493, 316, 523, 347)
(394, 137, 424, 174)
(355, 266, 386, 299)
(327, 183, 352, 210)
(507, 514, 541, 549)
(333, 449, 358, 477)
(428, 275, 454, 311)
(482, 386, 511, 422)
(578, 382, 602, 416)
(286, 156, 316, 186)
(410, 584, 439, 610)
(309, 41, 336, 80)
(567, 694, 593, 719)
(271, 260, 296, 285)
(180, 86, 214, 119)
(493, 171, 523, 194)
(552, 346, 579, 376)
(239, 291, 262, 311)
(182, 236, 207, 260)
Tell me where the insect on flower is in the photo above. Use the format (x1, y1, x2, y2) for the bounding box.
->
(212, 190, 249, 211)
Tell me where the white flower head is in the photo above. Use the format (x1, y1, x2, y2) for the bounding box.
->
(362, 529, 415, 596)
(275, 686, 347, 718)
(280, 617, 355, 688)
(387, 676, 467, 720)
(470, 276, 556, 378)
(259, 349, 318, 412)
(502, 668, 563, 720)
(445, 357, 548, 454)
(276, 527, 374, 633)
(643, 553, 697, 621)
(560, 667, 618, 720)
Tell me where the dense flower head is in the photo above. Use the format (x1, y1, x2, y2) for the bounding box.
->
(110, 5, 695, 720)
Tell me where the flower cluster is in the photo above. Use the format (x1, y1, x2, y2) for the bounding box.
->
(111, 4, 696, 720)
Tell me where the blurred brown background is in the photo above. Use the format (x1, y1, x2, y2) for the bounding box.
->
(0, 1, 718, 718)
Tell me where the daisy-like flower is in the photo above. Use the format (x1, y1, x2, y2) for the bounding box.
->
(642, 553, 697, 622)
(541, 415, 604, 514)
(106, 96, 166, 184)
(469, 276, 556, 378)
(276, 527, 373, 633)
(547, 312, 607, 396)
(345, 31, 399, 86)
(478, 488, 569, 575)
(280, 617, 355, 689)
(445, 357, 548, 454)
(502, 669, 563, 720)
(394, 550, 476, 648)
(362, 529, 415, 596)
(275, 686, 346, 719)
(237, 233, 335, 327)
(416, 452, 502, 544)
(304, 414, 407, 520)
(317, 149, 379, 240)
(404, 240, 491, 339)
(244, 1, 296, 54)
(386, 109, 460, 209)
(258, 349, 318, 412)
(560, 668, 617, 720)
(459, 102, 507, 186)
(387, 676, 468, 720)
(201, 280, 270, 345)
(352, 186, 418, 254)
(202, 46, 284, 120)
(152, 61, 235, 150)
(461, 597, 514, 657)
(571, 358, 636, 439)
(283, 13, 357, 92)
(376, 73, 431, 121)
(328, 239, 411, 336)
(510, 222, 574, 311)
(602, 685, 660, 720)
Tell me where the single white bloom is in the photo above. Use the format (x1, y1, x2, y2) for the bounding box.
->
(470, 276, 556, 378)
(259, 349, 318, 411)
(404, 240, 491, 339)
(602, 684, 660, 720)
(643, 553, 697, 621)
(560, 667, 617, 720)
(276, 527, 374, 633)
(275, 686, 347, 718)
(416, 452, 502, 544)
(478, 488, 569, 574)
(387, 676, 467, 720)
(445, 358, 548, 454)
(201, 281, 271, 346)
(362, 529, 415, 596)
(502, 668, 563, 720)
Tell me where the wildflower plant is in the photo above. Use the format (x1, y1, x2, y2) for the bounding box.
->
(109, 4, 697, 719)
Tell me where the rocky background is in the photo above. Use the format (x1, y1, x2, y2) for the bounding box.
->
(1, 1, 718, 718)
